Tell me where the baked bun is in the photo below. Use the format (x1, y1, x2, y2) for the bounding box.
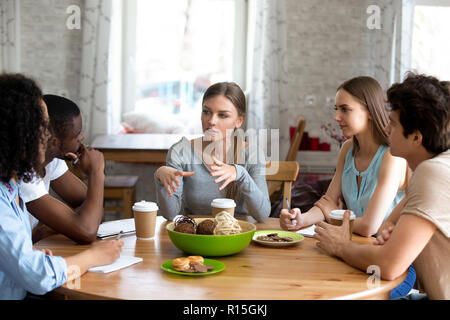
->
(196, 219, 216, 235)
(187, 256, 204, 265)
(174, 223, 196, 234)
(172, 257, 191, 271)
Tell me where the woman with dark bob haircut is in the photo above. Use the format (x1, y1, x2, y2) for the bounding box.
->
(0, 73, 123, 300)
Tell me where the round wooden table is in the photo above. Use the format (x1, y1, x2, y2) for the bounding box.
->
(35, 217, 406, 300)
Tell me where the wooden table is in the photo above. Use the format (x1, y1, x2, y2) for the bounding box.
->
(91, 134, 202, 164)
(35, 217, 406, 300)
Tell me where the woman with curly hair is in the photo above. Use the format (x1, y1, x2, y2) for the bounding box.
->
(0, 73, 123, 300)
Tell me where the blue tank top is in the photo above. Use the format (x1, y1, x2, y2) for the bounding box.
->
(341, 144, 404, 219)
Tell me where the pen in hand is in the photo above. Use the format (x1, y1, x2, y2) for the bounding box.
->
(116, 230, 124, 240)
(286, 198, 296, 225)
(71, 144, 89, 165)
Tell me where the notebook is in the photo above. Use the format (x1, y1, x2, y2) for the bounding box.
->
(97, 218, 136, 239)
(296, 224, 317, 237)
(88, 256, 143, 274)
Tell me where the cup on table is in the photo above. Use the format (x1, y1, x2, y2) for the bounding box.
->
(132, 200, 159, 240)
(329, 210, 356, 234)
(211, 198, 236, 217)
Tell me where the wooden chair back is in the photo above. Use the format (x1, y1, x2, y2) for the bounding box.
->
(285, 115, 306, 161)
(266, 161, 299, 209)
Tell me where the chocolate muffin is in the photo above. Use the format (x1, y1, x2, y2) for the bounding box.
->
(196, 219, 216, 235)
(174, 215, 197, 234)
(174, 223, 196, 234)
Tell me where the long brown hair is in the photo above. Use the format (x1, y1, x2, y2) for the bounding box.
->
(202, 82, 246, 116)
(337, 76, 389, 155)
(202, 82, 246, 200)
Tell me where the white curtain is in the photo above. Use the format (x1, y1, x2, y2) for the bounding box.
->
(0, 0, 19, 72)
(371, 0, 416, 90)
(79, 0, 113, 143)
(247, 0, 289, 159)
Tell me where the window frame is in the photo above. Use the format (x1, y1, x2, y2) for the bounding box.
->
(415, 0, 450, 7)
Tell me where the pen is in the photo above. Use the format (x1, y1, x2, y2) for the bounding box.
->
(286, 198, 295, 225)
(116, 230, 124, 240)
(72, 144, 89, 165)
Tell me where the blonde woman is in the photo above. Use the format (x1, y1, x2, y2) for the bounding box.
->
(155, 82, 270, 222)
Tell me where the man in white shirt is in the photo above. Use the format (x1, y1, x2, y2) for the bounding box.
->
(21, 158, 69, 230)
(20, 94, 105, 244)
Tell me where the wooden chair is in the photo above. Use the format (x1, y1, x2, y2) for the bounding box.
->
(267, 116, 305, 201)
(285, 115, 306, 162)
(104, 175, 138, 219)
(266, 161, 299, 209)
(66, 161, 138, 219)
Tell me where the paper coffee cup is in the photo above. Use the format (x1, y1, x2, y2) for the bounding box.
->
(132, 200, 159, 240)
(329, 210, 356, 234)
(211, 198, 236, 217)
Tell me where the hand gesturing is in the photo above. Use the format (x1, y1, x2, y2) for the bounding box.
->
(156, 166, 195, 196)
(209, 155, 237, 191)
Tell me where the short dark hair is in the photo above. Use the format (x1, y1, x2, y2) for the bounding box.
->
(0, 73, 47, 182)
(387, 72, 450, 155)
(43, 94, 81, 140)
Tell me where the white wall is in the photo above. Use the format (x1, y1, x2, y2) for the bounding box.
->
(20, 0, 82, 101)
(284, 0, 383, 148)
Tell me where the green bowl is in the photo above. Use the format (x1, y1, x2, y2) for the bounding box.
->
(166, 218, 256, 257)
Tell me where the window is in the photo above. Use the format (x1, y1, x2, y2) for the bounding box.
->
(411, 0, 450, 81)
(113, 0, 249, 134)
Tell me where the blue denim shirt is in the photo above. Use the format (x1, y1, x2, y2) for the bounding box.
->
(0, 179, 67, 300)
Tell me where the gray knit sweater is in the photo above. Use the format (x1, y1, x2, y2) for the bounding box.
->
(155, 137, 271, 222)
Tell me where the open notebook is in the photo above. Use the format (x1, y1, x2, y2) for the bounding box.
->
(88, 256, 143, 273)
(296, 224, 317, 237)
(97, 218, 136, 239)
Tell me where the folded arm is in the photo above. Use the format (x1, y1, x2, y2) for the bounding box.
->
(28, 169, 104, 244)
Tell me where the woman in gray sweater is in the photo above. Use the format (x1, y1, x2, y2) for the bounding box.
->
(154, 82, 270, 222)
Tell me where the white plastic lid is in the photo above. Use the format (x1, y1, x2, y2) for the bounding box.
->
(211, 198, 236, 208)
(132, 200, 158, 212)
(330, 210, 355, 220)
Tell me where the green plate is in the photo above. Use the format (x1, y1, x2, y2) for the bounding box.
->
(252, 230, 304, 247)
(161, 258, 225, 276)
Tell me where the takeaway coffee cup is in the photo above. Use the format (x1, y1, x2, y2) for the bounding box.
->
(329, 210, 356, 234)
(211, 198, 236, 217)
(132, 200, 159, 240)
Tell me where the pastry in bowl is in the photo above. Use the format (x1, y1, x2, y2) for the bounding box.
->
(166, 217, 256, 256)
